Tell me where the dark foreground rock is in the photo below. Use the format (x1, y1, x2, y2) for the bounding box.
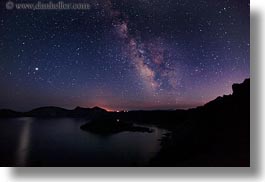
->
(150, 78, 250, 167)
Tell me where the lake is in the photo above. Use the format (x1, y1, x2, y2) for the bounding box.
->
(0, 117, 166, 166)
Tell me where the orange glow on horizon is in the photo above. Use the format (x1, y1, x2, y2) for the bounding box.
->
(96, 106, 115, 112)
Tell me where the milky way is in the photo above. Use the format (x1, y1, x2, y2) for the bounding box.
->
(107, 1, 179, 93)
(0, 0, 249, 111)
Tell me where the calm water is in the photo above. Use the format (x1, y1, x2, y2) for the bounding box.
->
(0, 117, 166, 166)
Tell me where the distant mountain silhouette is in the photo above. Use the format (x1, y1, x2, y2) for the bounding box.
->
(71, 106, 107, 117)
(0, 79, 249, 120)
(0, 106, 107, 118)
(0, 109, 21, 117)
(26, 107, 70, 117)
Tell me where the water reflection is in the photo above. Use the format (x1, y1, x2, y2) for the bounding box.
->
(0, 118, 166, 166)
(16, 118, 33, 166)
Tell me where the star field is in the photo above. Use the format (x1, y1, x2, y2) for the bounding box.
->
(0, 0, 249, 111)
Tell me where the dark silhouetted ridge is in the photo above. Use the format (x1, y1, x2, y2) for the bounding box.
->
(0, 109, 21, 117)
(26, 107, 69, 117)
(150, 78, 250, 167)
(0, 106, 107, 118)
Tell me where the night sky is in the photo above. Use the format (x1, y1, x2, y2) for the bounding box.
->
(0, 0, 250, 111)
